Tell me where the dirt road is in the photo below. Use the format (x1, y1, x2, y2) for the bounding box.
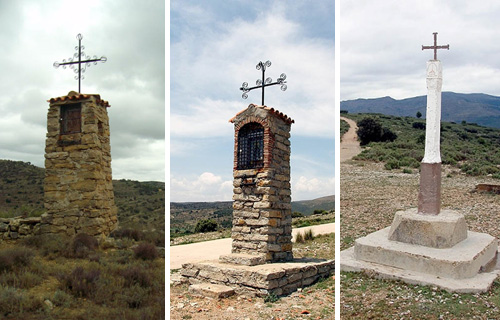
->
(170, 222, 335, 269)
(340, 116, 361, 162)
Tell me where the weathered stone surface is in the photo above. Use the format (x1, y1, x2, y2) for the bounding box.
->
(42, 93, 117, 237)
(189, 283, 235, 299)
(180, 259, 334, 297)
(388, 208, 467, 248)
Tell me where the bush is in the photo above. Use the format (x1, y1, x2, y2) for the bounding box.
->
(292, 211, 304, 218)
(412, 122, 426, 130)
(120, 265, 152, 288)
(357, 118, 383, 145)
(304, 229, 315, 241)
(295, 232, 304, 243)
(416, 111, 422, 118)
(111, 228, 145, 241)
(70, 233, 98, 258)
(63, 266, 100, 298)
(194, 219, 218, 233)
(0, 247, 35, 271)
(133, 243, 158, 260)
(313, 209, 328, 215)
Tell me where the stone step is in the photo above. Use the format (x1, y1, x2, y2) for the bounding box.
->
(352, 227, 498, 280)
(188, 283, 235, 299)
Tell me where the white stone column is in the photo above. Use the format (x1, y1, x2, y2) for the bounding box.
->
(418, 60, 443, 215)
(422, 60, 442, 164)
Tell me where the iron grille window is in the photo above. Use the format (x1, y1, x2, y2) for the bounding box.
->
(238, 123, 264, 169)
(60, 104, 81, 134)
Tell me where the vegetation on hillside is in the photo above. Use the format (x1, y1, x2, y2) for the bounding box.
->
(0, 232, 164, 319)
(0, 160, 165, 236)
(344, 113, 500, 178)
(340, 119, 350, 138)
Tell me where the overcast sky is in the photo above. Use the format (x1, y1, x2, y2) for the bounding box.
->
(0, 0, 165, 182)
(341, 0, 500, 101)
(170, 0, 335, 202)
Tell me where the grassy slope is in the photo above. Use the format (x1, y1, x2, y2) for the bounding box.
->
(0, 159, 165, 232)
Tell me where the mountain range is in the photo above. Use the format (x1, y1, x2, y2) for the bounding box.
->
(340, 92, 500, 128)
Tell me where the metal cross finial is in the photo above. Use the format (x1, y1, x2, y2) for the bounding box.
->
(422, 32, 449, 60)
(240, 60, 287, 106)
(53, 34, 107, 93)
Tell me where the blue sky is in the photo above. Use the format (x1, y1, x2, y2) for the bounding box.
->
(170, 1, 335, 202)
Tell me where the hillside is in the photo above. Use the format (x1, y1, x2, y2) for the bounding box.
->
(343, 113, 500, 178)
(341, 92, 500, 128)
(0, 159, 165, 232)
(170, 195, 335, 236)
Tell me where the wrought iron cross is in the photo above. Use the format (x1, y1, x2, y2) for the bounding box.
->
(53, 34, 107, 93)
(422, 32, 449, 60)
(240, 60, 287, 106)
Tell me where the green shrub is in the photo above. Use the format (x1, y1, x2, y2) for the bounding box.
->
(292, 211, 304, 218)
(52, 289, 73, 307)
(194, 219, 218, 233)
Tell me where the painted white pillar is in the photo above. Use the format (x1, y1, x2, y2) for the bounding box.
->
(422, 60, 442, 164)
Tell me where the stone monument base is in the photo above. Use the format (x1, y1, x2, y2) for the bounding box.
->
(388, 208, 467, 248)
(180, 258, 334, 297)
(340, 209, 500, 293)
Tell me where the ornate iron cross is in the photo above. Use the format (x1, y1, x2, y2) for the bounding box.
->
(240, 60, 287, 106)
(422, 32, 449, 60)
(53, 34, 107, 93)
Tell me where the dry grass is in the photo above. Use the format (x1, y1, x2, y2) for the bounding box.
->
(340, 161, 500, 319)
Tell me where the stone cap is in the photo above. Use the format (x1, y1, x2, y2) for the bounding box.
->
(229, 104, 294, 124)
(48, 91, 110, 108)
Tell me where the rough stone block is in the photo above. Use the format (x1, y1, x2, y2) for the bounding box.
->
(189, 283, 235, 299)
(388, 208, 467, 248)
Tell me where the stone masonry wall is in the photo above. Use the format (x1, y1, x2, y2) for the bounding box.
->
(230, 104, 294, 263)
(41, 93, 117, 236)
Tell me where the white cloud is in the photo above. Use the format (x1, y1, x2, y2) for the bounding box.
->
(341, 0, 500, 100)
(292, 175, 335, 201)
(170, 172, 233, 202)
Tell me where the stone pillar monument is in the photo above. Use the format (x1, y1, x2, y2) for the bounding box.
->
(340, 33, 499, 293)
(42, 91, 117, 236)
(220, 104, 294, 265)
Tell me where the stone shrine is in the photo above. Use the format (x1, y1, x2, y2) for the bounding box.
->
(340, 33, 500, 293)
(41, 91, 117, 236)
(220, 104, 294, 265)
(179, 103, 334, 297)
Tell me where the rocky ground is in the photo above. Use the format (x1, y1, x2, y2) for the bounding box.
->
(340, 160, 500, 319)
(170, 233, 334, 320)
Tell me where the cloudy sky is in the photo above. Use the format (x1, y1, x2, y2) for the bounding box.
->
(0, 0, 165, 182)
(341, 0, 500, 101)
(170, 0, 335, 202)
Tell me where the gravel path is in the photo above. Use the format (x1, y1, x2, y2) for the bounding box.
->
(340, 116, 361, 162)
(170, 223, 335, 269)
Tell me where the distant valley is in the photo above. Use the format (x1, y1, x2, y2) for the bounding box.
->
(341, 92, 500, 128)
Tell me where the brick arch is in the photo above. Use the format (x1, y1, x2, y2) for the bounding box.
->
(233, 117, 274, 170)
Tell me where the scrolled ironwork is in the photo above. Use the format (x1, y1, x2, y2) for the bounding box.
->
(53, 33, 107, 93)
(239, 60, 288, 105)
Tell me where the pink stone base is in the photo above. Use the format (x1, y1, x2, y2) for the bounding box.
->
(418, 162, 441, 215)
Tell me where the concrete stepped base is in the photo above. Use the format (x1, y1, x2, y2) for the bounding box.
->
(181, 258, 334, 297)
(340, 226, 500, 293)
